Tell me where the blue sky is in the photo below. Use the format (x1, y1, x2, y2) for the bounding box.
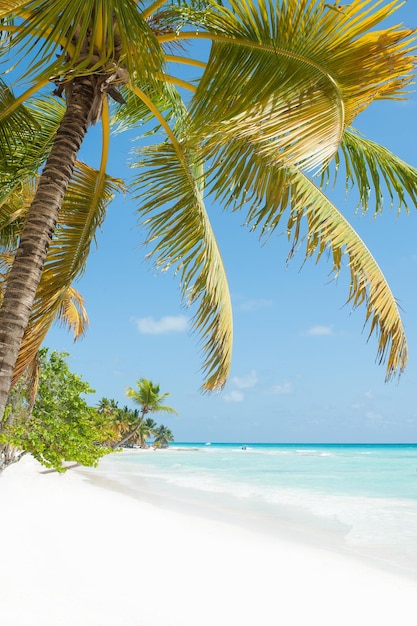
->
(44, 2, 417, 443)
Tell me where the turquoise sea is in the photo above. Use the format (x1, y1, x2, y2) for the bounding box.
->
(92, 443, 417, 579)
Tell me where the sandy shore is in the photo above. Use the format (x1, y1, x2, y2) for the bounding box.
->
(1, 455, 416, 626)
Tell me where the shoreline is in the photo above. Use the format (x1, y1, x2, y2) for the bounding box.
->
(1, 455, 417, 626)
(85, 450, 417, 581)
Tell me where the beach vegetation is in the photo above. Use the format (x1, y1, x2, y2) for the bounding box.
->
(0, 349, 113, 472)
(96, 390, 176, 449)
(153, 424, 175, 448)
(118, 378, 177, 448)
(0, 0, 417, 422)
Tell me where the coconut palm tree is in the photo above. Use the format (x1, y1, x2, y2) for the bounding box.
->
(0, 0, 417, 422)
(97, 397, 119, 417)
(126, 379, 177, 416)
(97, 400, 137, 445)
(134, 416, 158, 447)
(114, 378, 177, 448)
(133, 419, 154, 447)
(153, 424, 174, 448)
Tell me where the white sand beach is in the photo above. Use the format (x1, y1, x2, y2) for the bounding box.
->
(1, 454, 416, 626)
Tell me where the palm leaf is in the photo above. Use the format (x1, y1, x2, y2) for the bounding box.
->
(0, 178, 36, 250)
(293, 171, 407, 379)
(187, 0, 415, 171)
(55, 285, 89, 338)
(112, 79, 186, 134)
(322, 127, 417, 215)
(0, 94, 65, 213)
(12, 161, 125, 384)
(208, 142, 406, 378)
(0, 79, 39, 164)
(133, 139, 233, 391)
(1, 0, 165, 89)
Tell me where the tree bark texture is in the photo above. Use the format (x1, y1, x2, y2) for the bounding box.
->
(0, 77, 96, 421)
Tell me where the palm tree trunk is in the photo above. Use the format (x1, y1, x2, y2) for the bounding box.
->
(0, 77, 96, 421)
(112, 418, 144, 450)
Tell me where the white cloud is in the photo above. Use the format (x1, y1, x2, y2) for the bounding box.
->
(134, 315, 189, 335)
(224, 390, 245, 403)
(231, 369, 258, 389)
(306, 325, 333, 336)
(237, 298, 272, 312)
(270, 382, 293, 395)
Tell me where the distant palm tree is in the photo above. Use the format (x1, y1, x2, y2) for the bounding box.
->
(97, 397, 119, 416)
(135, 416, 158, 447)
(144, 417, 157, 432)
(112, 406, 137, 443)
(116, 379, 177, 448)
(153, 425, 174, 449)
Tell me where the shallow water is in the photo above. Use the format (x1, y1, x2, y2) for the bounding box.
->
(92, 443, 417, 579)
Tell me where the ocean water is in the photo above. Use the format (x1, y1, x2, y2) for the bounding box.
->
(92, 443, 417, 578)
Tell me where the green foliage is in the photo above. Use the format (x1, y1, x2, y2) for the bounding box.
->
(125, 378, 178, 417)
(2, 349, 113, 472)
(99, 381, 177, 449)
(153, 424, 175, 448)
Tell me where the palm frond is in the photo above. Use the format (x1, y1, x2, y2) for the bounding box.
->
(112, 78, 186, 134)
(185, 0, 415, 171)
(321, 127, 417, 215)
(56, 285, 89, 338)
(12, 161, 125, 384)
(133, 139, 233, 391)
(0, 93, 65, 207)
(0, 79, 39, 164)
(293, 171, 407, 379)
(191, 40, 344, 171)
(207, 140, 407, 379)
(2, 0, 165, 89)
(0, 1, 26, 15)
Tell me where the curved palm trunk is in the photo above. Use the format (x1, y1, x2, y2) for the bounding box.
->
(0, 77, 96, 421)
(112, 412, 146, 449)
(112, 423, 141, 449)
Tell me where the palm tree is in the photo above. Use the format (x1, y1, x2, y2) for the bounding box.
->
(97, 397, 119, 416)
(134, 416, 158, 447)
(133, 419, 154, 448)
(97, 401, 136, 445)
(152, 424, 174, 449)
(115, 378, 177, 448)
(153, 424, 174, 448)
(0, 1, 416, 421)
(144, 417, 158, 433)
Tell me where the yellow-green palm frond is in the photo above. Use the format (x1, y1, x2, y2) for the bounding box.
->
(322, 127, 417, 215)
(190, 2, 345, 171)
(186, 0, 415, 171)
(145, 0, 217, 30)
(56, 285, 89, 339)
(0, 0, 26, 13)
(38, 161, 125, 287)
(315, 0, 417, 122)
(112, 79, 186, 134)
(0, 79, 39, 164)
(133, 139, 233, 391)
(11, 285, 88, 387)
(209, 141, 406, 378)
(12, 161, 125, 385)
(0, 177, 36, 249)
(291, 171, 407, 379)
(0, 94, 65, 209)
(2, 0, 165, 88)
